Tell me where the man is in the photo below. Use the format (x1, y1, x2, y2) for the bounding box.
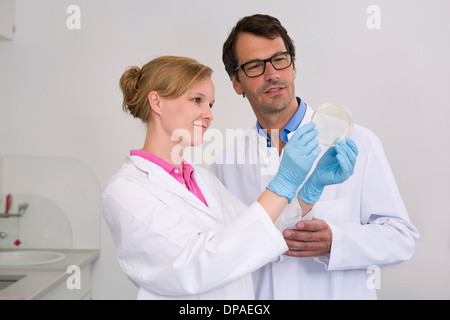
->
(211, 14, 419, 299)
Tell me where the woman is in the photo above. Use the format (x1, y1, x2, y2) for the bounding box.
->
(102, 56, 355, 299)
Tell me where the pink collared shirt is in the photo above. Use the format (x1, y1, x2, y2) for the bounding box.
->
(130, 149, 208, 207)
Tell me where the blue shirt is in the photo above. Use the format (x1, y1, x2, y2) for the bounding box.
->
(256, 97, 307, 147)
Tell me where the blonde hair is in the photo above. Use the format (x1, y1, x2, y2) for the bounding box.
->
(119, 56, 213, 123)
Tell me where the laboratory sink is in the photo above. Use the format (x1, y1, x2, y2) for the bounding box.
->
(0, 250, 66, 266)
(0, 275, 25, 290)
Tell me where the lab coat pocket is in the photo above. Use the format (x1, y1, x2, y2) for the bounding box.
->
(310, 198, 350, 225)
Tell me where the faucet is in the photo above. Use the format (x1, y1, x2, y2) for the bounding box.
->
(0, 231, 7, 239)
(0, 202, 29, 218)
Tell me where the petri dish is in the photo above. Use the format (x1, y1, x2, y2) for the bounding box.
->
(311, 103, 353, 146)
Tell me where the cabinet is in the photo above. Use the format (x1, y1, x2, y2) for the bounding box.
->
(0, 250, 99, 300)
(0, 0, 15, 41)
(38, 263, 94, 300)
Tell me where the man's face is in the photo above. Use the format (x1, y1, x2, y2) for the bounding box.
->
(231, 32, 297, 116)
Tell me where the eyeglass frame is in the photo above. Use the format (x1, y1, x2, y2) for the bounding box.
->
(233, 51, 294, 78)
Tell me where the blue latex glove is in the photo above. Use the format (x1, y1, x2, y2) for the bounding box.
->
(298, 138, 359, 204)
(267, 122, 321, 203)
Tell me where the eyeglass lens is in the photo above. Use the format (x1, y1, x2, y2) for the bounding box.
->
(243, 52, 292, 77)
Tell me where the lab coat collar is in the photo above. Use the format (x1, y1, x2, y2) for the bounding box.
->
(128, 155, 221, 222)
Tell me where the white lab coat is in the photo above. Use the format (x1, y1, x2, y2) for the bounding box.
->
(101, 155, 288, 300)
(211, 106, 420, 300)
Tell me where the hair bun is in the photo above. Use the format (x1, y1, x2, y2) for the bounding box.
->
(119, 65, 143, 117)
(123, 65, 142, 89)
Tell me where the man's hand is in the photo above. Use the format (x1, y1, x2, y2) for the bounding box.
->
(283, 218, 332, 257)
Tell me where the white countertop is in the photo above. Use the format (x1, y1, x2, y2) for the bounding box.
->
(0, 249, 99, 300)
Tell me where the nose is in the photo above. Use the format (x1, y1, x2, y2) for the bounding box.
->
(202, 105, 214, 121)
(263, 61, 280, 82)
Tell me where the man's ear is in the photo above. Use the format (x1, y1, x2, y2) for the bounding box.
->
(231, 75, 244, 96)
(148, 91, 162, 116)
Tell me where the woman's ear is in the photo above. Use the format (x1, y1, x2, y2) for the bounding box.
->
(148, 91, 162, 116)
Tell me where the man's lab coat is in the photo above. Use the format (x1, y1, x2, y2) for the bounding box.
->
(211, 106, 420, 299)
(101, 155, 287, 300)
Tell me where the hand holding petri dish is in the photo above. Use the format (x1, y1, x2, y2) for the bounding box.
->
(311, 103, 353, 146)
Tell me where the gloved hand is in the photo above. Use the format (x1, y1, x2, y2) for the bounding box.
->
(298, 138, 358, 204)
(267, 122, 321, 203)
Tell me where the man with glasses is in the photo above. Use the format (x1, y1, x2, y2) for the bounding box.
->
(211, 14, 419, 299)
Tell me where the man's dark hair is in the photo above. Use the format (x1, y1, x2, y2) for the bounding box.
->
(222, 14, 296, 79)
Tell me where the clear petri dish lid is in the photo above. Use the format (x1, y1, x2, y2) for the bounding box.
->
(311, 103, 353, 147)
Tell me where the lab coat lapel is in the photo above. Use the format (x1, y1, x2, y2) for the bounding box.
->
(191, 166, 223, 221)
(130, 156, 220, 221)
(303, 106, 314, 123)
(251, 126, 280, 178)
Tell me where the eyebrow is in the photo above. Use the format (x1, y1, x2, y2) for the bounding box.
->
(241, 51, 286, 65)
(191, 91, 206, 96)
(189, 92, 208, 99)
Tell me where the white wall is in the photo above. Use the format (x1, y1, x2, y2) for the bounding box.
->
(0, 0, 449, 299)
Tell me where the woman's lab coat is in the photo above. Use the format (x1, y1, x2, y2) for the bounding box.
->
(211, 106, 420, 300)
(101, 155, 288, 300)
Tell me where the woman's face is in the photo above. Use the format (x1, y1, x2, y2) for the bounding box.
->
(160, 77, 215, 148)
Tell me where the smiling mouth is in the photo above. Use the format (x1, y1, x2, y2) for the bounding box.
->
(264, 86, 285, 95)
(194, 123, 208, 131)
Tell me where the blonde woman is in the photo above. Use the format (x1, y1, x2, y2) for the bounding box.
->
(101, 56, 355, 299)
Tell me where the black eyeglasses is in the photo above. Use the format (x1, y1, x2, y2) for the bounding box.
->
(234, 51, 293, 78)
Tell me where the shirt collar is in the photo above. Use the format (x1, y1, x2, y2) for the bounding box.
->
(256, 97, 307, 144)
(130, 149, 194, 181)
